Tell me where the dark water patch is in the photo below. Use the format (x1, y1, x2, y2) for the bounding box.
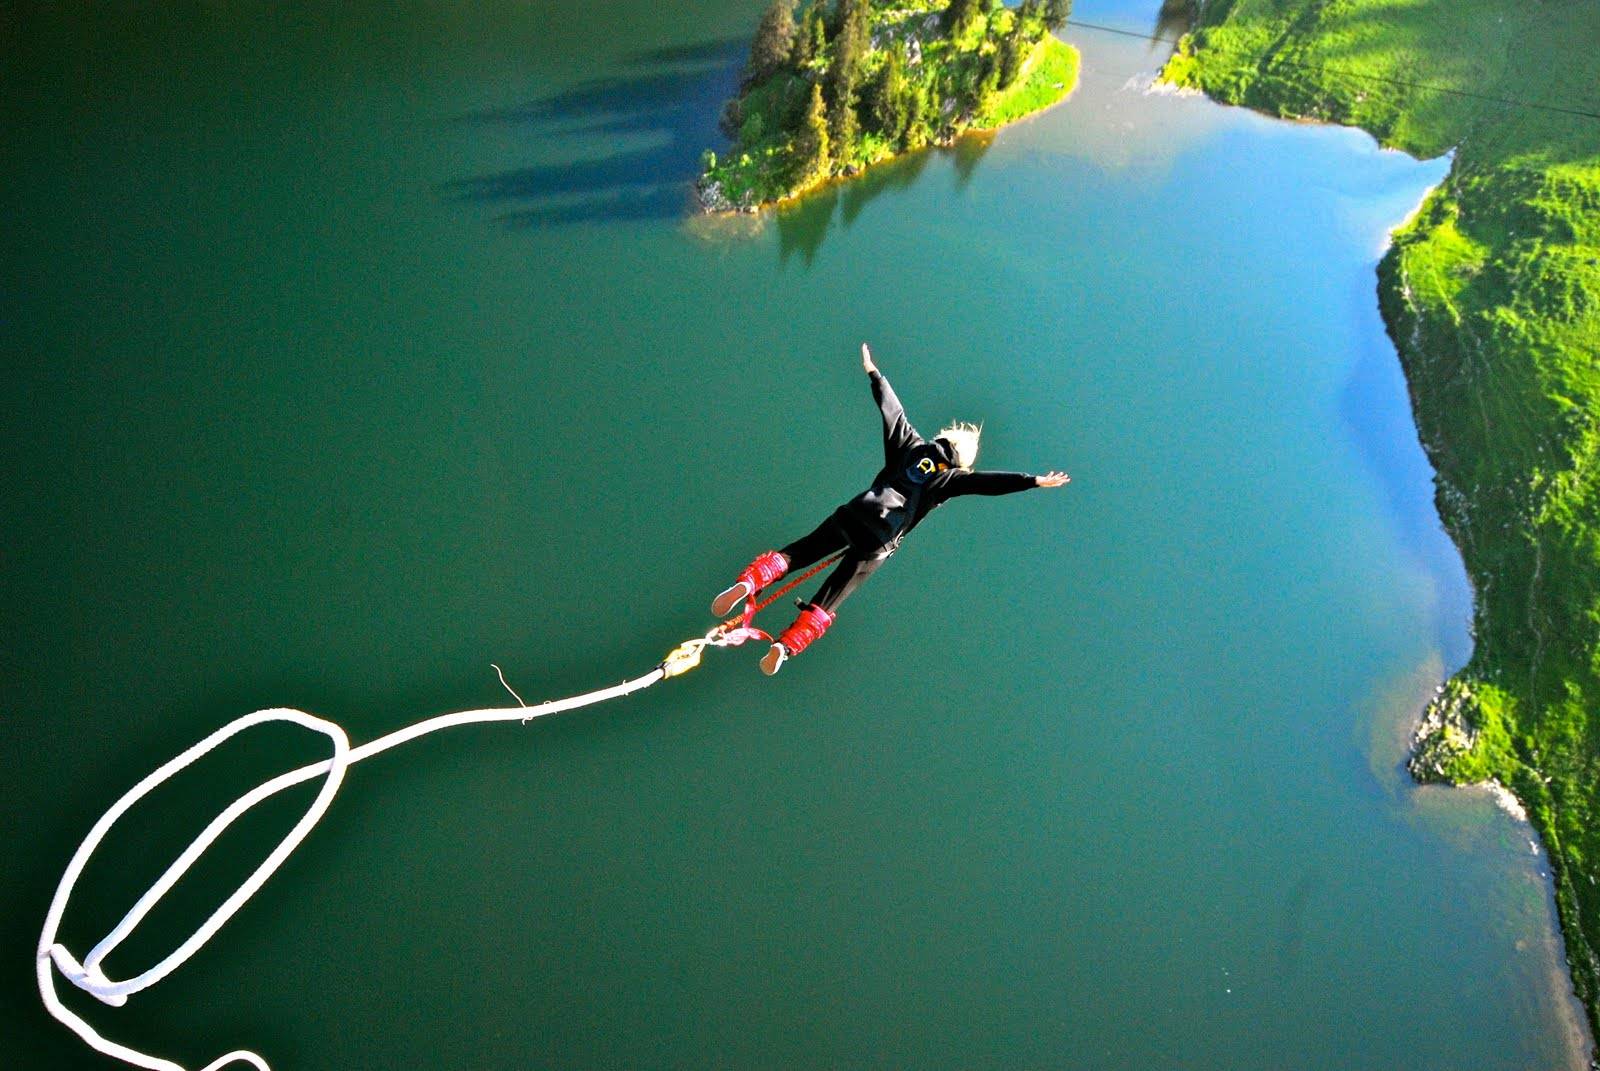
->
(1276, 866, 1320, 977)
(626, 38, 749, 67)
(443, 38, 741, 228)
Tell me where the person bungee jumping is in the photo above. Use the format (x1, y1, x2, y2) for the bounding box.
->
(713, 343, 1071, 675)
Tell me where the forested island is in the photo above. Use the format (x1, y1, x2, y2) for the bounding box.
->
(698, 0, 1079, 211)
(1164, 0, 1600, 1041)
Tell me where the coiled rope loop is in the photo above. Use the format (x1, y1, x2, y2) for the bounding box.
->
(54, 710, 352, 1006)
(37, 675, 663, 1071)
(39, 565, 846, 1071)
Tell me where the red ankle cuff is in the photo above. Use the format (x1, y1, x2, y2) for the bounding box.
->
(778, 604, 834, 655)
(740, 550, 789, 591)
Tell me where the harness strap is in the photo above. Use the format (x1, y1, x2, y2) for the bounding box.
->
(734, 550, 846, 639)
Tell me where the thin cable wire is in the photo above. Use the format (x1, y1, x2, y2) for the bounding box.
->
(1065, 18, 1600, 122)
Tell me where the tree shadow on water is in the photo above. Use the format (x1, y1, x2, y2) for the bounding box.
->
(442, 38, 743, 228)
(949, 130, 993, 190)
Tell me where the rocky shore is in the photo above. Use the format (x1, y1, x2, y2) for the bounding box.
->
(1407, 678, 1479, 784)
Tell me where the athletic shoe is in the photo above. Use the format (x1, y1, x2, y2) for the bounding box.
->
(712, 580, 753, 618)
(760, 643, 787, 676)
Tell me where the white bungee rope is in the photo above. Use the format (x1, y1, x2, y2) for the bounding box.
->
(37, 625, 758, 1071)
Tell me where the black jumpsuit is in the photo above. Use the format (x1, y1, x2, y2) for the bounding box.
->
(781, 370, 1038, 613)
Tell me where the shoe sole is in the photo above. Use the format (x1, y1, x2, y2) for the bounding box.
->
(760, 645, 786, 675)
(712, 582, 751, 618)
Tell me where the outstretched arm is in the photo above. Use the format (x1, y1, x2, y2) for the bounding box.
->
(863, 343, 918, 460)
(944, 470, 1071, 497)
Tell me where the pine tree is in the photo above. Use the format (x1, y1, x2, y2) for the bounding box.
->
(824, 0, 867, 41)
(1043, 0, 1072, 32)
(870, 44, 911, 143)
(944, 0, 982, 40)
(902, 81, 933, 149)
(793, 82, 832, 185)
(719, 96, 745, 139)
(972, 48, 1001, 110)
(826, 0, 870, 157)
(745, 0, 797, 86)
(828, 89, 859, 161)
(912, 76, 949, 147)
(997, 24, 1028, 89)
(836, 0, 871, 57)
(793, 3, 826, 68)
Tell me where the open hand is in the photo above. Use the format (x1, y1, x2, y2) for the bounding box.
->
(861, 343, 877, 375)
(1036, 471, 1071, 488)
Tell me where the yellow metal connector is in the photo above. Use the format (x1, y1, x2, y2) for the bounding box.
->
(660, 639, 706, 678)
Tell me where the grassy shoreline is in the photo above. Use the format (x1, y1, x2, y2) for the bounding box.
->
(1163, 0, 1600, 1048)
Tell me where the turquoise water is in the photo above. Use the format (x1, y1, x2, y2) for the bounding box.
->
(2, 2, 1588, 1068)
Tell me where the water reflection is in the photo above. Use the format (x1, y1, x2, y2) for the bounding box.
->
(950, 129, 995, 188)
(771, 135, 990, 267)
(1275, 866, 1320, 977)
(1338, 317, 1473, 664)
(774, 184, 838, 268)
(443, 38, 741, 227)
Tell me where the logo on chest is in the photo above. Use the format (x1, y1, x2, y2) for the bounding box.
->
(908, 455, 948, 484)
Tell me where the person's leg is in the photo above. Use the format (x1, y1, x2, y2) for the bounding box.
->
(761, 553, 884, 674)
(778, 516, 850, 573)
(808, 553, 883, 614)
(714, 516, 848, 617)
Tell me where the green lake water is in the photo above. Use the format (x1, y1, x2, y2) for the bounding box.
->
(3, 2, 1591, 1068)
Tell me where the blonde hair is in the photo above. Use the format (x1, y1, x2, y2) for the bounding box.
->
(938, 421, 982, 470)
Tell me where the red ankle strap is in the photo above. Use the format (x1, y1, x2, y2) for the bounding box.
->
(740, 550, 789, 591)
(778, 604, 835, 655)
